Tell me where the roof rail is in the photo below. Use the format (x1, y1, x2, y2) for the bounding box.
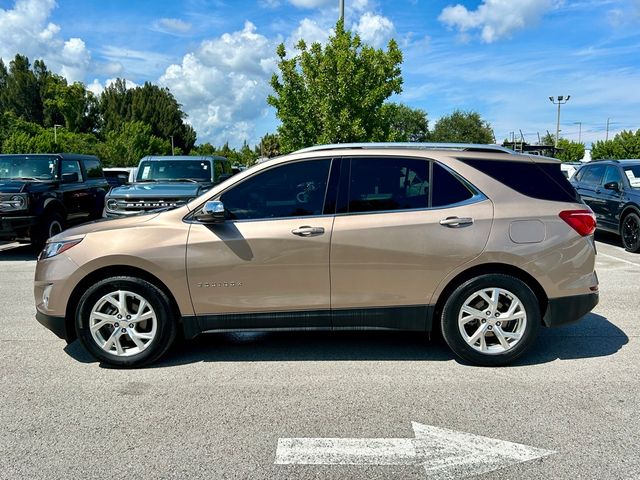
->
(294, 142, 516, 155)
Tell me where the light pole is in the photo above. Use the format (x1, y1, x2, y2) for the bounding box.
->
(53, 124, 63, 144)
(606, 118, 610, 141)
(573, 121, 582, 143)
(170, 135, 175, 155)
(549, 95, 570, 148)
(339, 0, 344, 21)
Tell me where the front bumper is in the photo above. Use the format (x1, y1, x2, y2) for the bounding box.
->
(543, 292, 599, 327)
(0, 214, 37, 240)
(36, 311, 68, 339)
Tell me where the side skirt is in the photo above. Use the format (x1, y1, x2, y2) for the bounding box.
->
(181, 305, 434, 339)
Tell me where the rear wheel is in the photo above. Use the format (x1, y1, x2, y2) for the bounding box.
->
(441, 274, 541, 366)
(76, 276, 177, 367)
(621, 212, 640, 253)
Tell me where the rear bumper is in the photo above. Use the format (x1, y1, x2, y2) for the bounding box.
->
(36, 311, 68, 339)
(543, 292, 599, 327)
(0, 215, 37, 240)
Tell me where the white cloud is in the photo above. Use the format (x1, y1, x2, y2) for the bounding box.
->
(0, 0, 93, 82)
(152, 18, 192, 35)
(438, 0, 560, 43)
(288, 0, 334, 8)
(159, 21, 277, 146)
(85, 77, 139, 97)
(354, 12, 395, 47)
(289, 18, 332, 46)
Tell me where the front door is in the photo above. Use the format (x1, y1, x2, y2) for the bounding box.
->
(186, 158, 335, 330)
(330, 157, 493, 330)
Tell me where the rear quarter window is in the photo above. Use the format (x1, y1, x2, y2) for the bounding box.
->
(83, 158, 104, 179)
(459, 158, 579, 203)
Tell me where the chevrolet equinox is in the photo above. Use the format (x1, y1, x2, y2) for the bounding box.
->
(35, 143, 599, 367)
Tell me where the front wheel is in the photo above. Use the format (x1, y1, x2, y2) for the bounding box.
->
(441, 274, 541, 367)
(621, 212, 640, 253)
(76, 276, 177, 367)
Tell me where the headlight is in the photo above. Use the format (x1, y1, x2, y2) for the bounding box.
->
(39, 237, 84, 260)
(0, 193, 28, 212)
(106, 199, 118, 211)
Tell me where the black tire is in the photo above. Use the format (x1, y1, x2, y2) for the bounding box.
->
(33, 211, 65, 250)
(441, 274, 541, 367)
(621, 211, 640, 253)
(75, 276, 177, 368)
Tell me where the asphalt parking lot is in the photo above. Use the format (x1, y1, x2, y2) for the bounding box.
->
(0, 233, 638, 480)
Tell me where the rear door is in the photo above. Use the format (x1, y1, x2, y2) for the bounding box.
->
(329, 157, 493, 330)
(575, 164, 607, 225)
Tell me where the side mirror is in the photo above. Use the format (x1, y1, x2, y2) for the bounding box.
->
(61, 172, 79, 183)
(604, 181, 620, 192)
(195, 200, 225, 224)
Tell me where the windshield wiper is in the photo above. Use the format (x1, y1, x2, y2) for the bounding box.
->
(136, 179, 159, 183)
(164, 178, 201, 183)
(12, 176, 43, 181)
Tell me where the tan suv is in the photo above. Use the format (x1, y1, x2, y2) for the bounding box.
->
(34, 143, 599, 367)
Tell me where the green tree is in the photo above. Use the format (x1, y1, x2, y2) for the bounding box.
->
(555, 138, 585, 162)
(378, 103, 428, 142)
(430, 110, 494, 144)
(0, 54, 43, 124)
(100, 80, 196, 152)
(98, 121, 171, 167)
(592, 129, 640, 160)
(268, 20, 403, 153)
(256, 133, 281, 158)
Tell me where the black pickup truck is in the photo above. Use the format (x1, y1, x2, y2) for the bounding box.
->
(0, 153, 109, 248)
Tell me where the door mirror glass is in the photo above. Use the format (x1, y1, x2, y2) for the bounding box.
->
(196, 200, 225, 223)
(604, 181, 620, 191)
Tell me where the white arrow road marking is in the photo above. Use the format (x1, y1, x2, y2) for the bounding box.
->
(275, 422, 555, 479)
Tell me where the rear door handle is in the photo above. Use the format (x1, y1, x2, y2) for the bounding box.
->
(439, 216, 474, 228)
(291, 226, 325, 236)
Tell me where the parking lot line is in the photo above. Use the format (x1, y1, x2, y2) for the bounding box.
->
(597, 251, 640, 267)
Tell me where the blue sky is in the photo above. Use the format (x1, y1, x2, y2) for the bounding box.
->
(1, 0, 639, 148)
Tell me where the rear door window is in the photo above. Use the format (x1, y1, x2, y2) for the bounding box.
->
(431, 163, 475, 207)
(347, 157, 429, 214)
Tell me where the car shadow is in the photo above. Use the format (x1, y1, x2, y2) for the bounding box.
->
(595, 230, 623, 248)
(0, 243, 38, 261)
(63, 312, 628, 368)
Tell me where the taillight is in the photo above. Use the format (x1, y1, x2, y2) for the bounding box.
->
(559, 210, 596, 236)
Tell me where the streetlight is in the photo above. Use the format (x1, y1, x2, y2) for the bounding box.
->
(573, 121, 582, 144)
(549, 95, 570, 148)
(53, 124, 63, 144)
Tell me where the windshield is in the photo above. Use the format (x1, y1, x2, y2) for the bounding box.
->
(0, 155, 59, 180)
(136, 160, 212, 182)
(624, 165, 640, 188)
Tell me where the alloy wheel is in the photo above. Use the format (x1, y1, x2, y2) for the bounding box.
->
(622, 214, 640, 251)
(458, 287, 527, 355)
(89, 290, 157, 357)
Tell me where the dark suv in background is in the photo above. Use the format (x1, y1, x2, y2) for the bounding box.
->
(104, 155, 232, 217)
(571, 159, 640, 252)
(0, 153, 109, 248)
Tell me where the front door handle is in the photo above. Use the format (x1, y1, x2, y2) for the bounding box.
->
(291, 226, 325, 237)
(439, 216, 474, 228)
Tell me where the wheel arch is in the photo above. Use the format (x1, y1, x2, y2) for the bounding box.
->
(619, 203, 640, 229)
(432, 263, 548, 332)
(64, 265, 182, 342)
